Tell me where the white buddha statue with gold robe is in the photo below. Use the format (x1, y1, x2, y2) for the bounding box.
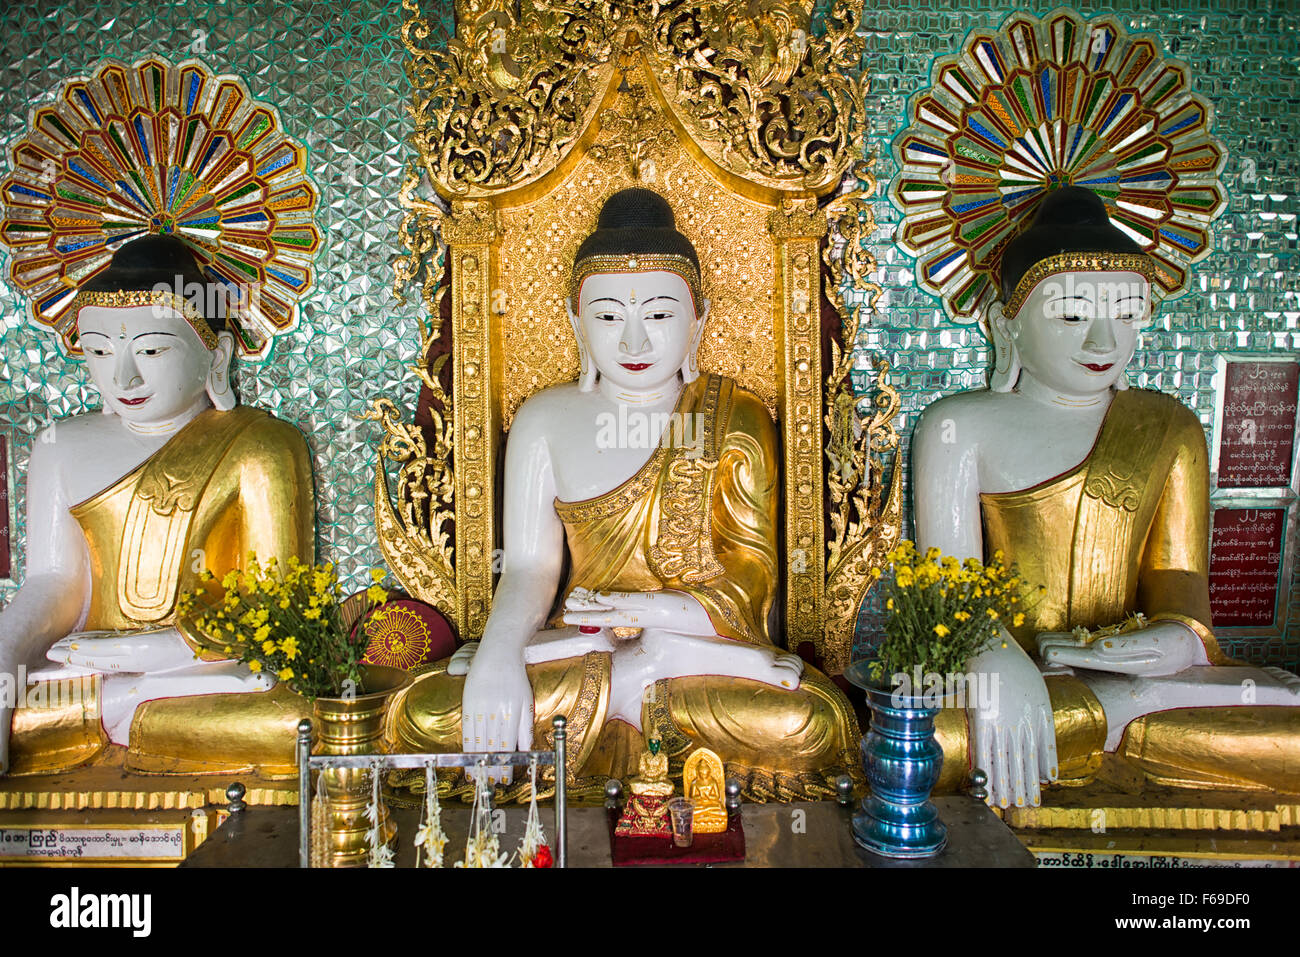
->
(0, 236, 314, 778)
(387, 189, 860, 799)
(912, 188, 1300, 809)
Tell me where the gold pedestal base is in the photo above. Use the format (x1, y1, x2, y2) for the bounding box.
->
(0, 746, 298, 866)
(1002, 755, 1300, 865)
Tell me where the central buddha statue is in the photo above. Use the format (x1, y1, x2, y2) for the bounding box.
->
(913, 187, 1300, 809)
(387, 189, 860, 799)
(0, 236, 314, 778)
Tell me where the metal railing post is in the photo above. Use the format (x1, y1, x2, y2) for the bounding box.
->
(297, 718, 312, 868)
(553, 715, 567, 869)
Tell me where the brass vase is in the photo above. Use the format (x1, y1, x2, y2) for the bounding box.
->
(311, 665, 412, 868)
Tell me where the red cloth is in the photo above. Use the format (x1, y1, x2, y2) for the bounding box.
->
(357, 598, 456, 670)
(608, 808, 745, 866)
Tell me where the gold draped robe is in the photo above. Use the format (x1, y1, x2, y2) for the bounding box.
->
(387, 374, 861, 801)
(9, 406, 315, 777)
(933, 388, 1300, 793)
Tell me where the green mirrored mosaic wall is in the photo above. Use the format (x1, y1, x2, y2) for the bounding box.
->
(2, 1, 1296, 668)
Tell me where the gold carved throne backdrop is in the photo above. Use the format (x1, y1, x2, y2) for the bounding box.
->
(371, 0, 901, 675)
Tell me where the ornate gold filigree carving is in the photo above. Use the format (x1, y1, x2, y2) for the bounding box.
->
(645, 0, 865, 193)
(820, 160, 902, 674)
(438, 201, 504, 638)
(402, 0, 618, 198)
(588, 80, 677, 183)
(769, 197, 828, 654)
(369, 160, 457, 622)
(364, 394, 457, 620)
(400, 0, 864, 200)
(648, 375, 727, 585)
(391, 162, 447, 323)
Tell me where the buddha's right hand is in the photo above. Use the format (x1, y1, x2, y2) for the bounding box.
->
(967, 634, 1058, 810)
(461, 642, 534, 785)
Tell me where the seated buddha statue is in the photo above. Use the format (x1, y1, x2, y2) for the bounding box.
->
(387, 189, 860, 799)
(683, 747, 727, 833)
(615, 734, 674, 837)
(0, 236, 314, 778)
(913, 187, 1300, 809)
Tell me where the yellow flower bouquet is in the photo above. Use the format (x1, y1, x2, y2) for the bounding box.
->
(177, 555, 390, 700)
(868, 540, 1039, 685)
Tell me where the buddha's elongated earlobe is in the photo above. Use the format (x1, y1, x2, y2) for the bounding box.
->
(987, 301, 1020, 393)
(680, 298, 709, 384)
(206, 331, 237, 411)
(565, 297, 597, 392)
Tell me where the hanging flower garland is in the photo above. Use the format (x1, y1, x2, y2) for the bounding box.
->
(413, 762, 450, 869)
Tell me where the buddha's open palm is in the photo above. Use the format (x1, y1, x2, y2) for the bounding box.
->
(968, 635, 1058, 809)
(1037, 621, 1206, 676)
(560, 588, 714, 636)
(48, 627, 200, 674)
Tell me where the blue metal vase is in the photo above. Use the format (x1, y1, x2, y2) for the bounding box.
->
(845, 661, 947, 859)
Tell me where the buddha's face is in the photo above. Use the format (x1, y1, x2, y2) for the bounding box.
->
(572, 271, 703, 392)
(77, 304, 220, 426)
(1004, 269, 1150, 396)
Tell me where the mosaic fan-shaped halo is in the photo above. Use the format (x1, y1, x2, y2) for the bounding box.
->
(891, 7, 1227, 324)
(0, 56, 321, 357)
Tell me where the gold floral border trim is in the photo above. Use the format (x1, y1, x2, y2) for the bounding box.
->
(554, 448, 667, 525)
(70, 290, 220, 350)
(1003, 252, 1157, 320)
(571, 254, 703, 311)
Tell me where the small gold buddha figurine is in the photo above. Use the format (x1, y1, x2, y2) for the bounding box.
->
(683, 748, 727, 834)
(615, 734, 674, 838)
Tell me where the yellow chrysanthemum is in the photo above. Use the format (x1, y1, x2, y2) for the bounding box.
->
(280, 636, 300, 661)
(278, 667, 294, 681)
(248, 660, 262, 673)
(1013, 613, 1026, 627)
(933, 623, 950, 637)
(261, 639, 276, 655)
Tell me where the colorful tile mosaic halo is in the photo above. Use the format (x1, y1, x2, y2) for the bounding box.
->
(891, 6, 1228, 324)
(0, 56, 321, 357)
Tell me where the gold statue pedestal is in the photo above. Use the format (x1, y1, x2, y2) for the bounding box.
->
(999, 755, 1300, 867)
(0, 749, 298, 866)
